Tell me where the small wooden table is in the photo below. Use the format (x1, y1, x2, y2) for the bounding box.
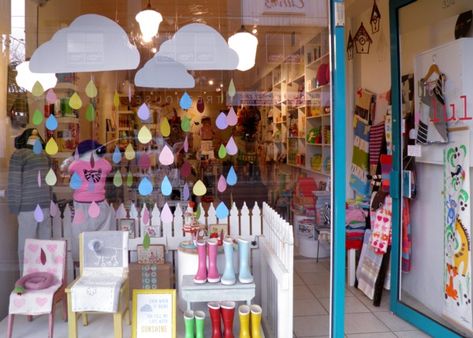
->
(180, 275, 255, 310)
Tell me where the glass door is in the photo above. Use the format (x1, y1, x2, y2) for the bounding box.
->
(391, 0, 473, 336)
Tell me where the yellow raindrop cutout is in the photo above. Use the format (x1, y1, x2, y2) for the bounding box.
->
(138, 125, 152, 144)
(31, 81, 44, 97)
(85, 79, 98, 98)
(45, 138, 58, 156)
(125, 143, 135, 160)
(192, 179, 207, 196)
(45, 168, 57, 186)
(160, 117, 171, 137)
(69, 92, 82, 110)
(113, 90, 120, 109)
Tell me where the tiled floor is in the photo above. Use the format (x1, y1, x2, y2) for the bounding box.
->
(293, 257, 432, 338)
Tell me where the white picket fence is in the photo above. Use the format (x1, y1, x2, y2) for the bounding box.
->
(50, 200, 293, 338)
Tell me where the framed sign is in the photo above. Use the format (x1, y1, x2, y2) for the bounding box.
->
(118, 218, 137, 239)
(132, 289, 176, 338)
(137, 244, 165, 264)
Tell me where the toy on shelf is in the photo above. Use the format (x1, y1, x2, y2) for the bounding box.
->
(307, 127, 322, 144)
(183, 202, 206, 248)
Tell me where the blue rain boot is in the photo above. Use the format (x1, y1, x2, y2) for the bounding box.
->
(238, 237, 254, 283)
(221, 238, 236, 285)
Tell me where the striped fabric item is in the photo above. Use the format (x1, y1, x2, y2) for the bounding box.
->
(346, 207, 367, 250)
(350, 116, 370, 197)
(356, 230, 384, 300)
(369, 122, 385, 175)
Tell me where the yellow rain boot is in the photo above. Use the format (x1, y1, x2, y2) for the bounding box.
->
(238, 305, 251, 338)
(250, 305, 262, 338)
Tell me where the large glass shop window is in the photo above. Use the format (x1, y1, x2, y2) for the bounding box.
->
(398, 0, 473, 335)
(2, 0, 331, 337)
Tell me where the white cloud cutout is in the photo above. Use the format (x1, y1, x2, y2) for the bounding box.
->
(134, 56, 195, 89)
(157, 23, 239, 70)
(29, 14, 140, 73)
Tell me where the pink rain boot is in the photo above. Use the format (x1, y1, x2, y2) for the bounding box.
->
(207, 238, 220, 283)
(194, 239, 207, 283)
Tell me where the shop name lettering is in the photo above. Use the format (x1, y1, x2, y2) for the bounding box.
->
(428, 95, 472, 122)
(264, 0, 305, 9)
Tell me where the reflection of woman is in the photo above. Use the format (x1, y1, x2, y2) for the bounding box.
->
(68, 140, 114, 261)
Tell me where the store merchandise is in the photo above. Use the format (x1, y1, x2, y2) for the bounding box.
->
(250, 305, 262, 338)
(7, 128, 52, 273)
(194, 239, 208, 283)
(221, 238, 236, 285)
(195, 311, 206, 338)
(129, 262, 172, 292)
(237, 238, 254, 284)
(208, 238, 221, 283)
(184, 310, 195, 338)
(193, 238, 221, 284)
(350, 116, 370, 197)
(238, 305, 251, 338)
(8, 239, 66, 338)
(221, 301, 236, 338)
(208, 302, 223, 338)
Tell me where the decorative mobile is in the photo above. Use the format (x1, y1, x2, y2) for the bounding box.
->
(161, 202, 173, 223)
(113, 170, 123, 187)
(50, 200, 59, 218)
(32, 109, 43, 125)
(126, 171, 133, 187)
(34, 204, 44, 222)
(138, 177, 153, 196)
(228, 79, 236, 98)
(226, 166, 237, 186)
(138, 125, 152, 144)
(46, 89, 57, 104)
(181, 116, 191, 132)
(193, 179, 207, 196)
(85, 104, 96, 122)
(183, 182, 190, 200)
(85, 79, 98, 98)
(160, 117, 171, 137)
(88, 201, 100, 218)
(197, 97, 205, 113)
(226, 136, 238, 156)
(218, 144, 227, 159)
(183, 135, 189, 153)
(180, 92, 192, 110)
(158, 144, 174, 166)
(45, 168, 57, 186)
(138, 152, 151, 170)
(31, 81, 44, 97)
(216, 111, 228, 130)
(113, 90, 120, 110)
(370, 0, 381, 34)
(37, 170, 42, 187)
(33, 139, 43, 154)
(112, 146, 122, 164)
(125, 143, 136, 160)
(137, 103, 151, 121)
(346, 31, 354, 60)
(161, 176, 172, 196)
(217, 175, 227, 193)
(69, 92, 82, 110)
(227, 107, 238, 126)
(45, 114, 58, 131)
(216, 201, 229, 219)
(181, 161, 191, 178)
(45, 138, 58, 156)
(354, 22, 373, 54)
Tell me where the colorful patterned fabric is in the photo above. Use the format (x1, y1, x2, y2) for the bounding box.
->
(356, 230, 384, 300)
(350, 116, 370, 197)
(370, 196, 392, 254)
(385, 108, 393, 155)
(402, 198, 412, 272)
(369, 122, 385, 175)
(380, 155, 392, 193)
(346, 206, 367, 250)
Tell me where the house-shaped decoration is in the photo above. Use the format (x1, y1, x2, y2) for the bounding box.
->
(347, 31, 354, 60)
(370, 0, 381, 33)
(354, 22, 373, 54)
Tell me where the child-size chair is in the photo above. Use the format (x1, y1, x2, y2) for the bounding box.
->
(66, 231, 130, 338)
(7, 238, 67, 338)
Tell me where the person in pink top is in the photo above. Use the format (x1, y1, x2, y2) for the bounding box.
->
(68, 140, 114, 261)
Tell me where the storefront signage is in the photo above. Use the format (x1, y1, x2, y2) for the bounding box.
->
(132, 289, 176, 338)
(263, 0, 305, 15)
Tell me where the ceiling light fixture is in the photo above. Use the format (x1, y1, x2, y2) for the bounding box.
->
(208, 80, 214, 85)
(16, 61, 57, 93)
(252, 26, 258, 34)
(135, 0, 163, 43)
(228, 26, 258, 72)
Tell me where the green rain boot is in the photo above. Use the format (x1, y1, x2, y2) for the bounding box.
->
(184, 310, 195, 338)
(195, 310, 206, 338)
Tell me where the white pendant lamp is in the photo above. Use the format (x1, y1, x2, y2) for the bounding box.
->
(16, 61, 57, 92)
(228, 26, 258, 71)
(135, 0, 163, 43)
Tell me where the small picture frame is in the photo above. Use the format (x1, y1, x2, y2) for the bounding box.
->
(208, 224, 228, 244)
(137, 244, 165, 264)
(118, 218, 136, 239)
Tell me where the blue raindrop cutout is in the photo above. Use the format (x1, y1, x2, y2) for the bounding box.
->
(161, 176, 172, 196)
(216, 201, 229, 219)
(70, 172, 82, 190)
(226, 166, 238, 186)
(183, 183, 190, 201)
(138, 177, 153, 196)
(45, 114, 58, 131)
(179, 92, 192, 110)
(112, 146, 122, 164)
(33, 139, 43, 154)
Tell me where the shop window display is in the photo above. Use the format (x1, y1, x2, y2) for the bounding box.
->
(1, 0, 332, 337)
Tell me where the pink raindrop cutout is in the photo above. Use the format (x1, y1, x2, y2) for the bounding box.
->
(181, 161, 191, 178)
(50, 200, 59, 218)
(217, 175, 227, 193)
(197, 97, 205, 113)
(46, 89, 57, 104)
(88, 201, 100, 218)
(161, 203, 173, 223)
(137, 103, 150, 121)
(183, 183, 190, 200)
(159, 144, 174, 166)
(73, 208, 85, 225)
(227, 107, 238, 126)
(183, 135, 189, 153)
(37, 170, 42, 187)
(34, 204, 44, 222)
(40, 248, 47, 265)
(226, 136, 238, 156)
(216, 112, 228, 130)
(142, 206, 150, 225)
(138, 152, 151, 170)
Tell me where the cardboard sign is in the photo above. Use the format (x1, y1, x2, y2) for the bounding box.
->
(132, 289, 176, 338)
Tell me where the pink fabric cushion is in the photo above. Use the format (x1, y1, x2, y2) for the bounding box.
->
(16, 272, 56, 291)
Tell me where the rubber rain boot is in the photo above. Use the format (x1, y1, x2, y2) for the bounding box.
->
(184, 310, 195, 338)
(238, 305, 251, 338)
(207, 238, 220, 283)
(208, 302, 222, 338)
(250, 305, 262, 338)
(221, 301, 236, 338)
(221, 238, 236, 285)
(237, 237, 254, 283)
(195, 310, 206, 338)
(194, 239, 207, 283)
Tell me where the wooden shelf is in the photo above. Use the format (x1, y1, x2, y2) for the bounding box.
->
(306, 52, 330, 69)
(289, 73, 305, 84)
(307, 83, 330, 93)
(56, 116, 79, 123)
